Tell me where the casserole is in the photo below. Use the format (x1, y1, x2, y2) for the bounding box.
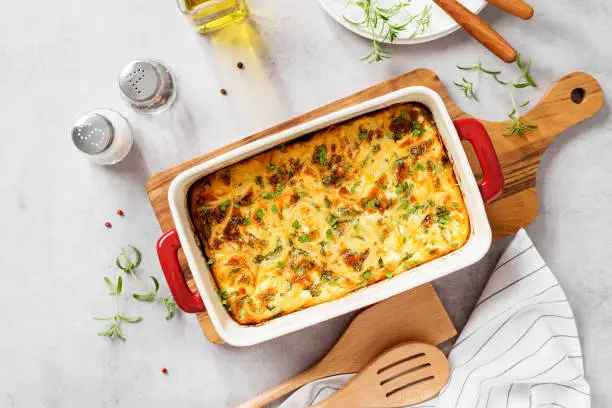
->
(157, 86, 503, 346)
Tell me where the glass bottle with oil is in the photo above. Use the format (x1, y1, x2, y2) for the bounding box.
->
(177, 0, 248, 34)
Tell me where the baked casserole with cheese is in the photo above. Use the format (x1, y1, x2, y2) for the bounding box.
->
(188, 102, 470, 325)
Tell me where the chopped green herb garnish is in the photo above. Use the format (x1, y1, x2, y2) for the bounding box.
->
(326, 229, 333, 239)
(381, 184, 387, 190)
(292, 220, 300, 229)
(401, 197, 409, 209)
(378, 257, 384, 268)
(271, 204, 279, 214)
(407, 203, 420, 214)
(385, 270, 393, 280)
(252, 239, 283, 264)
(297, 235, 311, 243)
(362, 271, 373, 280)
(262, 186, 282, 200)
(386, 133, 395, 139)
(207, 259, 214, 265)
(276, 261, 284, 268)
(367, 200, 378, 208)
(256, 209, 264, 219)
(358, 131, 368, 139)
(350, 184, 359, 194)
(219, 200, 231, 212)
(318, 145, 327, 166)
(413, 162, 426, 171)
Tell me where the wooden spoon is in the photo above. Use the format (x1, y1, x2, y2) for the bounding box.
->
(434, 0, 517, 63)
(310, 342, 449, 408)
(487, 0, 534, 20)
(235, 284, 455, 408)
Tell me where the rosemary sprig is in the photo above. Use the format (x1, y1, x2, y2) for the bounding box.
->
(95, 276, 142, 341)
(343, 0, 432, 62)
(457, 61, 508, 85)
(455, 54, 537, 138)
(116, 246, 178, 320)
(454, 77, 478, 101)
(506, 96, 536, 138)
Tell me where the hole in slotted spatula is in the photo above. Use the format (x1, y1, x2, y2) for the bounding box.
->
(385, 376, 436, 398)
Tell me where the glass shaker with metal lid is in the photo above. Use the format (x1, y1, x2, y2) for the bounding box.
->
(118, 59, 177, 114)
(71, 108, 133, 165)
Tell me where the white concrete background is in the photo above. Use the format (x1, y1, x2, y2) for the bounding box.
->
(1, 1, 610, 407)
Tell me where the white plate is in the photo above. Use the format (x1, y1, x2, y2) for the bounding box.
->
(318, 0, 487, 45)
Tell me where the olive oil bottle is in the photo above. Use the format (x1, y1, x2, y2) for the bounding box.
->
(178, 0, 248, 34)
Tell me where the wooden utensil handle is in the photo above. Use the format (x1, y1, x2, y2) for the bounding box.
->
(235, 369, 316, 408)
(487, 0, 534, 20)
(434, 0, 517, 63)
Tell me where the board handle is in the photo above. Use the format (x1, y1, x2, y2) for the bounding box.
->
(454, 118, 504, 204)
(157, 228, 206, 313)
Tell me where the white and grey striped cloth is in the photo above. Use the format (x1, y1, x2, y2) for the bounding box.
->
(280, 229, 590, 408)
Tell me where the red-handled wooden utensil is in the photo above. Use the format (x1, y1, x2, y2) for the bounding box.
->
(434, 0, 517, 62)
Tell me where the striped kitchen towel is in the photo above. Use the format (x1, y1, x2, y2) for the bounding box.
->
(279, 229, 590, 408)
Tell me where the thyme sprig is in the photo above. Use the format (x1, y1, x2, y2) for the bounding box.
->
(116, 246, 177, 320)
(342, 0, 432, 62)
(95, 276, 142, 341)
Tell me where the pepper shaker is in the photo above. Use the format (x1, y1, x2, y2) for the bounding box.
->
(118, 59, 177, 114)
(71, 108, 133, 165)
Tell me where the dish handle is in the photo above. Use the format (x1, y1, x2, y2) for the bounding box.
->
(157, 228, 206, 313)
(454, 118, 504, 204)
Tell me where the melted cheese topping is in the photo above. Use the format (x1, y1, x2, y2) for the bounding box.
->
(188, 103, 470, 325)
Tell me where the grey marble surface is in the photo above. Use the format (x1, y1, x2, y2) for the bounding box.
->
(1, 1, 611, 407)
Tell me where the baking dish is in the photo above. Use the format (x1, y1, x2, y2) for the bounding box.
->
(157, 86, 503, 346)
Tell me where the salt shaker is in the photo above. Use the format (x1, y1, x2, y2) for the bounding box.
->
(118, 59, 177, 114)
(71, 108, 133, 165)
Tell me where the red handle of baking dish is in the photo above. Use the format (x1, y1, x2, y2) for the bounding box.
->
(157, 228, 206, 313)
(454, 118, 504, 204)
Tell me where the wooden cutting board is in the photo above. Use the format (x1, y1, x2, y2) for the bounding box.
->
(145, 69, 603, 344)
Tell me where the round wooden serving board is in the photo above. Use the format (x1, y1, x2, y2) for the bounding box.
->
(145, 69, 603, 345)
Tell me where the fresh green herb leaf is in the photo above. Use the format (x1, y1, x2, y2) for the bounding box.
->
(385, 270, 393, 280)
(276, 260, 284, 268)
(292, 220, 300, 229)
(219, 199, 231, 212)
(454, 77, 478, 101)
(253, 238, 283, 264)
(297, 235, 311, 243)
(262, 186, 282, 200)
(271, 204, 279, 214)
(326, 229, 333, 239)
(413, 162, 426, 171)
(362, 270, 373, 280)
(207, 259, 214, 265)
(343, 1, 432, 62)
(350, 183, 359, 194)
(505, 116, 537, 138)
(256, 209, 264, 219)
(358, 131, 368, 139)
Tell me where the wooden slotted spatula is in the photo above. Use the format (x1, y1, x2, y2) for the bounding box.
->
(235, 284, 455, 408)
(310, 342, 450, 408)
